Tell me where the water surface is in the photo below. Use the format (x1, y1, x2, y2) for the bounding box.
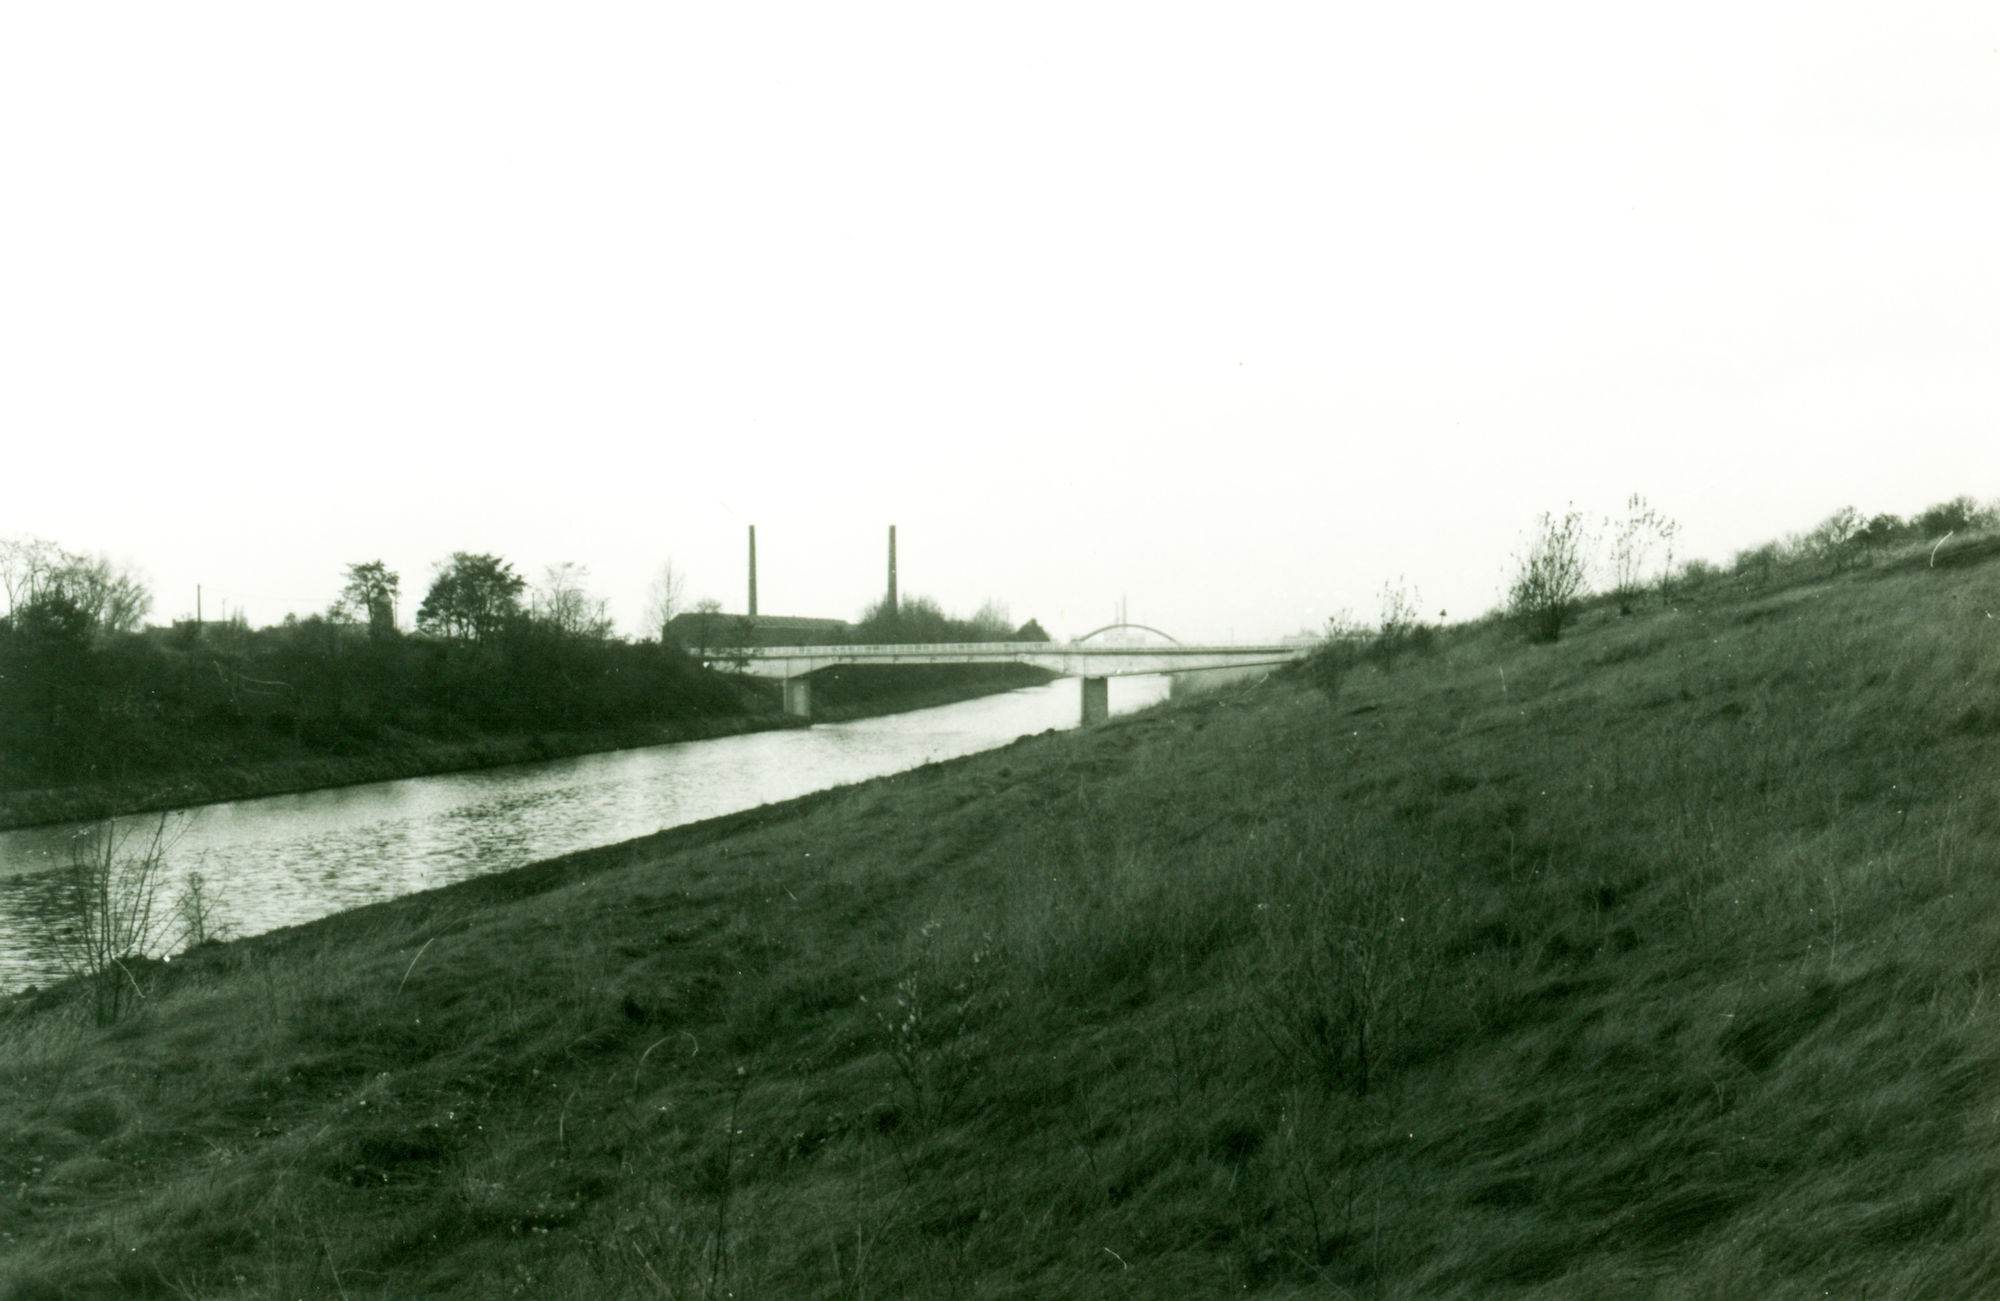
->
(0, 675, 1169, 991)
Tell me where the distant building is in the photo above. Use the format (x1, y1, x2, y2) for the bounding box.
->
(665, 611, 850, 650)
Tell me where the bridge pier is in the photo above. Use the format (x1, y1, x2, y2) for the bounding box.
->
(783, 676, 813, 720)
(1080, 676, 1109, 725)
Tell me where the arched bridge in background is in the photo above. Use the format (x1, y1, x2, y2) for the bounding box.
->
(1070, 621, 1183, 646)
(728, 625, 1311, 724)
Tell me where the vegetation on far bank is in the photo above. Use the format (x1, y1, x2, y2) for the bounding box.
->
(0, 714, 803, 835)
(5, 497, 1999, 1296)
(0, 655, 1054, 833)
(0, 543, 1056, 827)
(800, 662, 1058, 723)
(0, 549, 748, 799)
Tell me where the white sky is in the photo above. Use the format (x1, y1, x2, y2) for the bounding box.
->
(4, 3, 1995, 641)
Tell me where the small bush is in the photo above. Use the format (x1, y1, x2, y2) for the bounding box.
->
(1245, 823, 1454, 1096)
(1731, 541, 1784, 587)
(1303, 614, 1365, 697)
(1509, 508, 1592, 643)
(871, 918, 1001, 1128)
(1800, 506, 1865, 573)
(1856, 513, 1907, 552)
(1914, 495, 1998, 538)
(1673, 557, 1723, 592)
(1370, 576, 1436, 669)
(1606, 494, 1680, 612)
(50, 815, 191, 1024)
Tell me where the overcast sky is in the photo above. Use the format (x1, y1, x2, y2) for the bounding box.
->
(4, 4, 1995, 642)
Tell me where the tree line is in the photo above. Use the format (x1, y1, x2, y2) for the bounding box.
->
(849, 595, 1049, 645)
(0, 546, 741, 791)
(0, 542, 1059, 792)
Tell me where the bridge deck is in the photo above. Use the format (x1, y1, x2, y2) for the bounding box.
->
(726, 640, 1311, 680)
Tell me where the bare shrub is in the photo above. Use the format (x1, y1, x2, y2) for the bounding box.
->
(1509, 507, 1592, 643)
(1371, 576, 1435, 669)
(1606, 494, 1679, 611)
(870, 918, 1000, 1128)
(1303, 611, 1366, 697)
(51, 814, 189, 1023)
(1246, 825, 1453, 1096)
(174, 867, 229, 949)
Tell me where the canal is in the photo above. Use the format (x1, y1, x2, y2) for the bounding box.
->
(0, 674, 1172, 992)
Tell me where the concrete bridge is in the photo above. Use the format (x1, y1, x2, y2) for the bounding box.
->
(726, 632, 1310, 723)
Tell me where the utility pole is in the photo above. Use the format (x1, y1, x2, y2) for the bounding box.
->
(748, 525, 758, 617)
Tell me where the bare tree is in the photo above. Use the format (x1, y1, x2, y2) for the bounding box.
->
(686, 597, 725, 657)
(966, 599, 1012, 641)
(0, 539, 150, 633)
(0, 537, 65, 614)
(534, 562, 613, 639)
(52, 555, 152, 634)
(642, 560, 687, 641)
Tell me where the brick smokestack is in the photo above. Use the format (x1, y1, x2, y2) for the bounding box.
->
(748, 525, 758, 617)
(887, 525, 898, 617)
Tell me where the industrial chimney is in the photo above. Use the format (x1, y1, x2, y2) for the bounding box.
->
(748, 525, 758, 617)
(887, 525, 898, 618)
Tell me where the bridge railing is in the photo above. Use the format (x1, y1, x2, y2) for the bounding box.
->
(737, 640, 1313, 658)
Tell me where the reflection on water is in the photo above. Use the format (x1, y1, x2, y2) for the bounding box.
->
(0, 675, 1170, 992)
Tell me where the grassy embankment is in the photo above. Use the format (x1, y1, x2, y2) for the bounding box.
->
(0, 665, 1052, 832)
(0, 713, 787, 834)
(4, 537, 2000, 1296)
(798, 663, 1057, 724)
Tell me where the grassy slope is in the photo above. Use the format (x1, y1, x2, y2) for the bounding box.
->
(801, 663, 1059, 724)
(0, 666, 1051, 832)
(4, 544, 2000, 1298)
(0, 713, 795, 833)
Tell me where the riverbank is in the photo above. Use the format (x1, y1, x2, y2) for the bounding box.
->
(6, 547, 2000, 1296)
(0, 712, 803, 833)
(0, 665, 1055, 831)
(789, 661, 1058, 723)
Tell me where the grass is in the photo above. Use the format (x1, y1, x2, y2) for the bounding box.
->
(0, 665, 1047, 831)
(3, 534, 2000, 1296)
(0, 714, 798, 833)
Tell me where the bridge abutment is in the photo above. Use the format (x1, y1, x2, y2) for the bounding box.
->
(783, 676, 813, 720)
(1080, 676, 1109, 725)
